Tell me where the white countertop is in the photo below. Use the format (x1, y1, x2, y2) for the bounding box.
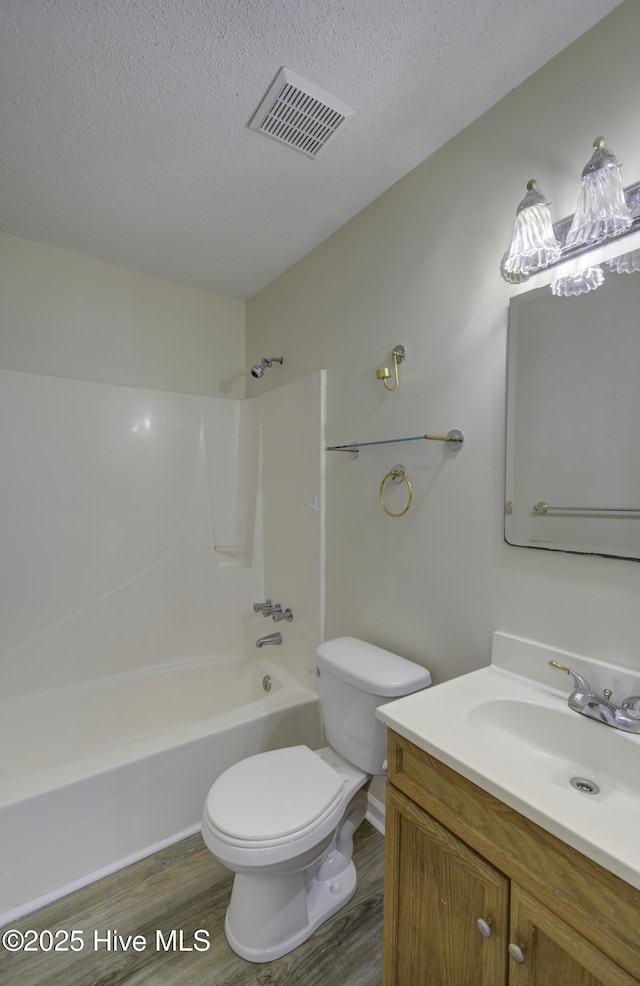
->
(376, 631, 640, 890)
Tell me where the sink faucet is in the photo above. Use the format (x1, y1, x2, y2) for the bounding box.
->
(256, 632, 282, 648)
(549, 661, 640, 733)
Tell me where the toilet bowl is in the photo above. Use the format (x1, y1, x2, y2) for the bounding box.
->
(201, 636, 431, 963)
(202, 745, 368, 962)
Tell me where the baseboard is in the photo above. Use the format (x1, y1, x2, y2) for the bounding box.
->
(366, 792, 385, 836)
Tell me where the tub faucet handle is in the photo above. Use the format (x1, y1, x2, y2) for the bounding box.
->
(253, 599, 274, 615)
(272, 605, 294, 623)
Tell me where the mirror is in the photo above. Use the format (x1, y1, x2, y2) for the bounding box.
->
(505, 257, 640, 561)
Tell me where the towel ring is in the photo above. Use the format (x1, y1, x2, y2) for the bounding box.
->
(379, 464, 413, 517)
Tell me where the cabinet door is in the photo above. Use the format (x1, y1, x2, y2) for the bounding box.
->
(508, 886, 638, 986)
(383, 786, 509, 986)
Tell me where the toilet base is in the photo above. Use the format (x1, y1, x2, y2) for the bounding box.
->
(225, 860, 357, 963)
(224, 788, 368, 963)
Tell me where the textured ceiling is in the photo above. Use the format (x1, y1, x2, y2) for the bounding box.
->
(0, 0, 623, 300)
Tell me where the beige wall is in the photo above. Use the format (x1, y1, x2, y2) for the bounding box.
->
(247, 1, 640, 683)
(0, 230, 246, 397)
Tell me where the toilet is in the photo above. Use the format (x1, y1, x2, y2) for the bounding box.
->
(201, 636, 431, 962)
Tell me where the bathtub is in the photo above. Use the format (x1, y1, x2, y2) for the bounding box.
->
(0, 658, 322, 925)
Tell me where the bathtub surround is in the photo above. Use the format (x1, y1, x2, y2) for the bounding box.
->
(0, 361, 325, 700)
(0, 311, 325, 919)
(0, 370, 262, 700)
(258, 370, 326, 685)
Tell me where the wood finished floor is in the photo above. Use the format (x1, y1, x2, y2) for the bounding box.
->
(1, 821, 384, 986)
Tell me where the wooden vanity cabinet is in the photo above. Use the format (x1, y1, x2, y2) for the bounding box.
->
(383, 731, 640, 986)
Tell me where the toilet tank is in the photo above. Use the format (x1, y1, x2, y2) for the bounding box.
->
(316, 637, 431, 774)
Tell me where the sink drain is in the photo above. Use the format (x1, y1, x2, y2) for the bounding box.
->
(570, 776, 600, 795)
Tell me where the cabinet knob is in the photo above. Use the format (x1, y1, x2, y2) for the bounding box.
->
(508, 943, 526, 964)
(476, 919, 492, 938)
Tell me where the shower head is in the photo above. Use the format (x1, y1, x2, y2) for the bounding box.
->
(250, 356, 284, 379)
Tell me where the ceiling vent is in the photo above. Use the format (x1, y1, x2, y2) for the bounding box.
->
(249, 68, 354, 159)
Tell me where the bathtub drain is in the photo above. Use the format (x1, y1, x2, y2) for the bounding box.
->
(262, 674, 272, 693)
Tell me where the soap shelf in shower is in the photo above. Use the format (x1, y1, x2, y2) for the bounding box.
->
(214, 544, 252, 569)
(325, 429, 464, 459)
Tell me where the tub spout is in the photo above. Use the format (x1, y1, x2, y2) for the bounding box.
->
(256, 632, 282, 648)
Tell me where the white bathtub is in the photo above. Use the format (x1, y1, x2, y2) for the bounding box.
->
(0, 658, 321, 925)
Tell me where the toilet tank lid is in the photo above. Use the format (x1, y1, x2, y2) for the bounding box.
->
(316, 637, 431, 696)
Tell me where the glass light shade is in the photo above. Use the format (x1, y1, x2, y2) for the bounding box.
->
(550, 265, 604, 297)
(607, 250, 640, 274)
(607, 188, 640, 273)
(564, 137, 631, 249)
(503, 180, 561, 276)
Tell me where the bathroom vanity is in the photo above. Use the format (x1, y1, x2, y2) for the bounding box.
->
(377, 633, 640, 985)
(382, 730, 639, 985)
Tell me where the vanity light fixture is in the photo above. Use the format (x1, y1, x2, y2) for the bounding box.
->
(502, 137, 640, 296)
(376, 345, 407, 391)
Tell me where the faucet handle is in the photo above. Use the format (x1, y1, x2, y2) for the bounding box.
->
(272, 606, 293, 623)
(548, 661, 593, 698)
(548, 660, 588, 683)
(621, 695, 640, 719)
(549, 660, 569, 673)
(253, 599, 272, 614)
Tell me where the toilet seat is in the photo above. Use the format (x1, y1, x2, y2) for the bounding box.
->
(204, 746, 345, 849)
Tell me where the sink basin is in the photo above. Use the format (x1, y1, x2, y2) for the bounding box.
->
(466, 697, 639, 794)
(468, 698, 582, 758)
(376, 631, 640, 890)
